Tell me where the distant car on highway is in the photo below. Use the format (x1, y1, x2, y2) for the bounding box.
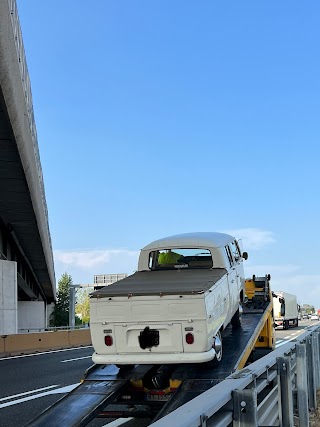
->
(310, 314, 319, 321)
(302, 314, 309, 319)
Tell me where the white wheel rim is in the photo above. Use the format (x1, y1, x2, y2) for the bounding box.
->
(213, 332, 222, 361)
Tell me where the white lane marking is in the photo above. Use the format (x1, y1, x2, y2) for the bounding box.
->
(0, 383, 80, 408)
(61, 356, 92, 363)
(284, 336, 291, 339)
(102, 418, 134, 427)
(0, 385, 58, 402)
(276, 341, 288, 348)
(275, 334, 303, 348)
(0, 346, 93, 361)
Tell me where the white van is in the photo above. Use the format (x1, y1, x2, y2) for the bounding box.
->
(90, 232, 248, 365)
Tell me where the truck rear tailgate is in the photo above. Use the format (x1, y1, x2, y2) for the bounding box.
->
(90, 295, 208, 356)
(115, 323, 183, 353)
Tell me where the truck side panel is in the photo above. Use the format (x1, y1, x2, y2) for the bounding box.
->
(281, 292, 298, 319)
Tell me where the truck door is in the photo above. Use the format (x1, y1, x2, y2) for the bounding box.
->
(224, 244, 238, 318)
(229, 240, 244, 294)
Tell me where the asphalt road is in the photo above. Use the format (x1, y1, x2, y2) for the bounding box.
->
(1, 319, 318, 427)
(0, 346, 150, 427)
(274, 317, 320, 348)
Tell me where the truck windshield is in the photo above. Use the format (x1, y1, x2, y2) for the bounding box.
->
(149, 248, 213, 270)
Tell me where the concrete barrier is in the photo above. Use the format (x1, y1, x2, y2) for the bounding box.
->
(68, 329, 91, 346)
(0, 329, 92, 357)
(0, 335, 5, 353)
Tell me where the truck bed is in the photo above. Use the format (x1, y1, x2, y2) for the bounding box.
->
(91, 268, 227, 297)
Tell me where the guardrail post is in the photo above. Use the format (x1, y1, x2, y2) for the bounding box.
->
(296, 343, 309, 427)
(318, 331, 320, 388)
(233, 388, 258, 426)
(277, 356, 294, 427)
(313, 332, 320, 390)
(306, 335, 317, 410)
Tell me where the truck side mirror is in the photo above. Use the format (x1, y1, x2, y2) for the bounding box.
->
(242, 252, 248, 260)
(280, 303, 285, 317)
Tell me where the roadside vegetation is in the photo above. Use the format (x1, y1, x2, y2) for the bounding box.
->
(49, 273, 90, 327)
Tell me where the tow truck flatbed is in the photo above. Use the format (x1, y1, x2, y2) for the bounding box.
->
(26, 364, 154, 427)
(27, 275, 274, 427)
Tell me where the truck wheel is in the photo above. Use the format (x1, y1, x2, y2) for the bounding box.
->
(231, 308, 241, 328)
(212, 331, 223, 367)
(283, 320, 289, 330)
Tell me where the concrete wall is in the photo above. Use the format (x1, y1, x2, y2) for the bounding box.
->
(0, 329, 92, 357)
(46, 302, 54, 327)
(0, 260, 17, 335)
(18, 301, 46, 331)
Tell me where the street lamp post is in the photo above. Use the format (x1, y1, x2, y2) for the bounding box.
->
(69, 284, 81, 329)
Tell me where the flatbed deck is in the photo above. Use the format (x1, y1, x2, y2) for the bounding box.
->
(27, 276, 274, 427)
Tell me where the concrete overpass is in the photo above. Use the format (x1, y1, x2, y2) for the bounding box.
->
(0, 0, 55, 334)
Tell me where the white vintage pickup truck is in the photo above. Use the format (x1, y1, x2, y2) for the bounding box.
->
(90, 232, 248, 365)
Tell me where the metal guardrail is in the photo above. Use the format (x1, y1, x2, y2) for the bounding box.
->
(94, 274, 128, 286)
(6, 0, 54, 259)
(18, 325, 90, 333)
(151, 324, 320, 427)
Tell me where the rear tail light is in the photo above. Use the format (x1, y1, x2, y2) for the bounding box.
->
(185, 333, 194, 344)
(104, 335, 113, 346)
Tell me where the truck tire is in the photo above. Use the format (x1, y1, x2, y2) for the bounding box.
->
(283, 320, 289, 330)
(231, 308, 241, 328)
(212, 331, 223, 367)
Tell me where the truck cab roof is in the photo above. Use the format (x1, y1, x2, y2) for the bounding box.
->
(141, 232, 236, 251)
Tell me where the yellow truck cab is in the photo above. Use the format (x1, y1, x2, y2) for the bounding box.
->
(90, 232, 248, 365)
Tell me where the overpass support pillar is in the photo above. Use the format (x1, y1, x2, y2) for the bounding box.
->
(0, 260, 18, 334)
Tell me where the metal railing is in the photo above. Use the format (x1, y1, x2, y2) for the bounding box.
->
(18, 325, 90, 333)
(151, 325, 320, 427)
(94, 273, 128, 285)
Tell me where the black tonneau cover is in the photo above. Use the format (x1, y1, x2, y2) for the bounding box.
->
(91, 268, 227, 298)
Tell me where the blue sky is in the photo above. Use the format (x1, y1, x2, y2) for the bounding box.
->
(17, 1, 320, 309)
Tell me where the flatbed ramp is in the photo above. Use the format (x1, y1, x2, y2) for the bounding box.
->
(27, 276, 274, 427)
(26, 364, 153, 427)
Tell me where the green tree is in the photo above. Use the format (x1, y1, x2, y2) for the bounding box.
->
(76, 288, 91, 324)
(50, 272, 73, 327)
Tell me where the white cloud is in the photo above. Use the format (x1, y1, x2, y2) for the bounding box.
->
(225, 228, 276, 250)
(54, 249, 138, 269)
(53, 249, 139, 286)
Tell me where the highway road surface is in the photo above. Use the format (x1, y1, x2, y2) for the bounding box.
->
(0, 319, 318, 427)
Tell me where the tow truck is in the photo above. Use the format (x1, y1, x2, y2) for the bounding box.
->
(26, 275, 275, 427)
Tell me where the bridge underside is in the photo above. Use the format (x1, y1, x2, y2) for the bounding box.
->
(0, 87, 54, 302)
